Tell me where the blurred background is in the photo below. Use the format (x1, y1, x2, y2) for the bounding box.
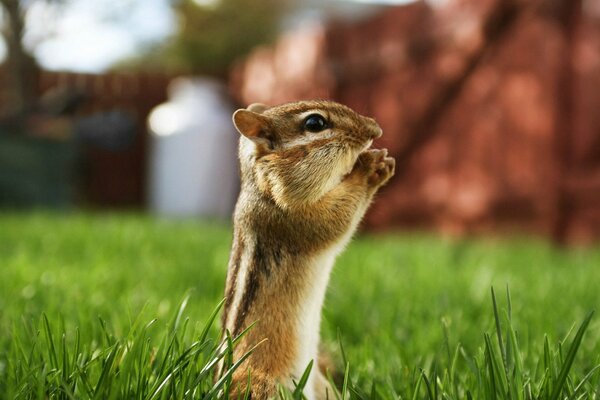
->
(1, 0, 599, 244)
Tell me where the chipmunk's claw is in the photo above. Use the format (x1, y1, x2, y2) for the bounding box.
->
(370, 156, 395, 187)
(353, 148, 395, 188)
(368, 154, 394, 187)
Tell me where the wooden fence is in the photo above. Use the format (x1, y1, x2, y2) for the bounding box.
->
(1, 70, 173, 207)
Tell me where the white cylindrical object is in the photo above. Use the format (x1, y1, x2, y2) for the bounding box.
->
(148, 77, 238, 218)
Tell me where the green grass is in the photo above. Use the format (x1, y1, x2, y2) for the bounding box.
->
(0, 212, 599, 398)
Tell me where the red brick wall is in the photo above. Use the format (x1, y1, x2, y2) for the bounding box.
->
(230, 0, 600, 243)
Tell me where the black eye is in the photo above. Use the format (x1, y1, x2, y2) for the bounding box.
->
(303, 114, 328, 132)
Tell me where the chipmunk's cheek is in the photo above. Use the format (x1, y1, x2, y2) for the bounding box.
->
(345, 147, 362, 173)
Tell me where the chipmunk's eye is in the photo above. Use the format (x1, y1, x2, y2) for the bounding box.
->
(303, 114, 328, 132)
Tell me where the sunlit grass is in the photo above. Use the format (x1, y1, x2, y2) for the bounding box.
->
(0, 212, 599, 398)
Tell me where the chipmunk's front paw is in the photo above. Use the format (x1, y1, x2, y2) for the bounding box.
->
(354, 148, 395, 189)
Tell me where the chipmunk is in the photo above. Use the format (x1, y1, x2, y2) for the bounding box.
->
(220, 100, 395, 399)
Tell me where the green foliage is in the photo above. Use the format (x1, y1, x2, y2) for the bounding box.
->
(0, 213, 599, 398)
(1, 295, 259, 399)
(121, 0, 287, 74)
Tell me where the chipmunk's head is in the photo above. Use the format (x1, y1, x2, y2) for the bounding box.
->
(232, 100, 382, 206)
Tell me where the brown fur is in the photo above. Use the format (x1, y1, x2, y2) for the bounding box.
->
(220, 100, 395, 399)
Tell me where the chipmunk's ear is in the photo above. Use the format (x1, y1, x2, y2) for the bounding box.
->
(232, 109, 273, 148)
(246, 103, 269, 114)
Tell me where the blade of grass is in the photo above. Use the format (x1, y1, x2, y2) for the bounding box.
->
(568, 364, 600, 400)
(491, 287, 508, 378)
(549, 311, 594, 400)
(292, 360, 313, 399)
(337, 328, 348, 368)
(326, 368, 342, 400)
(484, 334, 498, 400)
(411, 372, 423, 400)
(92, 344, 120, 399)
(42, 314, 59, 370)
(202, 338, 267, 400)
(421, 369, 435, 400)
(169, 294, 191, 333)
(505, 311, 524, 400)
(199, 298, 226, 345)
(341, 361, 350, 400)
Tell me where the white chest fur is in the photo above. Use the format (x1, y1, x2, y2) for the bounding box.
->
(291, 236, 353, 399)
(290, 206, 366, 399)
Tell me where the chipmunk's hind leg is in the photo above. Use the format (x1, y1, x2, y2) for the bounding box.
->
(314, 371, 336, 400)
(314, 351, 338, 399)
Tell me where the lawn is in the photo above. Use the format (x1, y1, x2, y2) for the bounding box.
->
(0, 212, 599, 398)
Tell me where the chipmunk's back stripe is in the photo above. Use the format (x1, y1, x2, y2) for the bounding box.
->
(222, 237, 244, 328)
(232, 250, 261, 336)
(232, 238, 274, 336)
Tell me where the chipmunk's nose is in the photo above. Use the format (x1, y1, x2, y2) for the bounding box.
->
(371, 126, 383, 139)
(365, 117, 383, 139)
